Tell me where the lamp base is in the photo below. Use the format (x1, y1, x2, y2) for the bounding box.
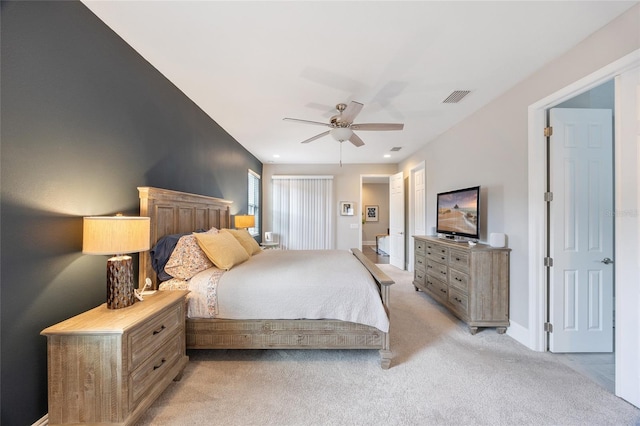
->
(106, 255, 136, 309)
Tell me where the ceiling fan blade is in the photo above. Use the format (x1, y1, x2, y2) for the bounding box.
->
(341, 101, 364, 123)
(283, 118, 331, 127)
(350, 123, 404, 131)
(301, 130, 330, 144)
(349, 132, 365, 147)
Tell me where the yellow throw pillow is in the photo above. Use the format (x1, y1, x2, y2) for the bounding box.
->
(194, 231, 250, 271)
(221, 229, 262, 256)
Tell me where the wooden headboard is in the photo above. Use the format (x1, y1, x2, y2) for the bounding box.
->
(138, 187, 232, 289)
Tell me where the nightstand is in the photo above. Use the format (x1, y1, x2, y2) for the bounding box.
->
(260, 242, 280, 250)
(41, 290, 189, 425)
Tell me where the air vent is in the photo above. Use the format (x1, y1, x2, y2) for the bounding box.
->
(390, 147, 402, 152)
(442, 90, 471, 104)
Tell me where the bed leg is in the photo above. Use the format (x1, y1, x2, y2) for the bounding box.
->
(379, 349, 392, 369)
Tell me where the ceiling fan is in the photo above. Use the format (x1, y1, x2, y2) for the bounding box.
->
(283, 101, 404, 147)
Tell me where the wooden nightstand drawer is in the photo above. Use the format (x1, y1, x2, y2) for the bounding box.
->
(130, 332, 183, 407)
(130, 304, 182, 370)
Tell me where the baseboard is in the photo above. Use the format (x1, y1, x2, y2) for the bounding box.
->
(363, 240, 375, 246)
(506, 319, 535, 350)
(32, 414, 48, 426)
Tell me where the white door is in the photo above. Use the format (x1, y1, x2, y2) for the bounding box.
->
(413, 166, 426, 235)
(549, 108, 614, 353)
(389, 171, 405, 269)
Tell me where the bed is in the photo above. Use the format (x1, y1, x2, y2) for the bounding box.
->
(138, 187, 394, 369)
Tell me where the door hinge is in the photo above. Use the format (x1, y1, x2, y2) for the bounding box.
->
(544, 257, 553, 267)
(544, 126, 553, 137)
(544, 322, 554, 333)
(544, 192, 553, 202)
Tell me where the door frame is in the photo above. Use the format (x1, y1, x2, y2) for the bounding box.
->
(407, 161, 426, 272)
(359, 174, 392, 251)
(527, 49, 640, 403)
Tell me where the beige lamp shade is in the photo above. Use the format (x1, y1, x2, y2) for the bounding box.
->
(234, 215, 255, 229)
(83, 216, 151, 255)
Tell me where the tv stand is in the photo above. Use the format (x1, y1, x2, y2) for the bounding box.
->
(413, 236, 510, 334)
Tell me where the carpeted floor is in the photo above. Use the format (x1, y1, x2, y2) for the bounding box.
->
(136, 265, 640, 425)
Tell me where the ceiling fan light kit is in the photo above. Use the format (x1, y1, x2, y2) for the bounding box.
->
(330, 127, 353, 142)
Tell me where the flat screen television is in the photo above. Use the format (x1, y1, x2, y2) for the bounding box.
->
(436, 186, 480, 240)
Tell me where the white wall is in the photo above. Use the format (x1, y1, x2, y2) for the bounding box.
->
(399, 5, 640, 333)
(262, 163, 397, 250)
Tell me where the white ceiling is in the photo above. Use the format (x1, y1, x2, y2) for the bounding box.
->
(81, 1, 636, 165)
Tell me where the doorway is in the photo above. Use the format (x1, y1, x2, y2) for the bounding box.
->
(529, 50, 640, 408)
(545, 82, 615, 391)
(360, 175, 391, 264)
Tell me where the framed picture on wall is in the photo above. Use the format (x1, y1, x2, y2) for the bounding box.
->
(365, 205, 379, 222)
(340, 201, 355, 216)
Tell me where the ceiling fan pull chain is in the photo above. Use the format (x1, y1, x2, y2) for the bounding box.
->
(339, 141, 343, 167)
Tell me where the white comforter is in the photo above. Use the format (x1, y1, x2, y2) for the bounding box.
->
(179, 250, 389, 332)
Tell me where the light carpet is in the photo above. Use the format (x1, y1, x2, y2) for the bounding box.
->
(136, 265, 640, 425)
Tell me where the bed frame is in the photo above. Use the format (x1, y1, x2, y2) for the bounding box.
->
(138, 186, 394, 369)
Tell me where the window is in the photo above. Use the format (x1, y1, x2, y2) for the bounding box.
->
(272, 175, 334, 249)
(248, 169, 260, 236)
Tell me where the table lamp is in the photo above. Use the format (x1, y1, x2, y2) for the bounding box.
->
(234, 215, 255, 230)
(83, 215, 150, 309)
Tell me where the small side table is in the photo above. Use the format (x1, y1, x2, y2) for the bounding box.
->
(261, 242, 280, 250)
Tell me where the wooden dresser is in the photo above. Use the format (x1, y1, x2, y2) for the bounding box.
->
(41, 290, 189, 425)
(413, 236, 510, 334)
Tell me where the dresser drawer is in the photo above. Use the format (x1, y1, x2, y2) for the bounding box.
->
(449, 249, 470, 273)
(129, 305, 183, 370)
(426, 276, 448, 301)
(414, 268, 426, 286)
(426, 243, 449, 263)
(449, 268, 469, 292)
(426, 259, 448, 281)
(449, 287, 469, 317)
(130, 333, 183, 407)
(414, 254, 426, 272)
(415, 239, 426, 256)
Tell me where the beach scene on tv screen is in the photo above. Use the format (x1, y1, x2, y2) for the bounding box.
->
(438, 190, 478, 234)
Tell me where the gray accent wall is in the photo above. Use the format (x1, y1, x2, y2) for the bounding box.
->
(1, 1, 261, 424)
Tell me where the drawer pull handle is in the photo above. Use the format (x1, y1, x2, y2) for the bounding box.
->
(153, 325, 166, 335)
(440, 271, 446, 275)
(455, 277, 462, 282)
(441, 257, 446, 260)
(153, 358, 166, 370)
(440, 289, 447, 293)
(455, 257, 461, 261)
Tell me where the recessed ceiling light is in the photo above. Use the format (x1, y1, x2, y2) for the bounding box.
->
(273, 154, 280, 158)
(384, 154, 391, 158)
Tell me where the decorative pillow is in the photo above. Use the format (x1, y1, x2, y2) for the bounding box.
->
(164, 228, 218, 280)
(150, 232, 190, 281)
(194, 230, 250, 271)
(221, 229, 262, 256)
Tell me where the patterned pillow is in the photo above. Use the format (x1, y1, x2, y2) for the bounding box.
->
(164, 228, 218, 280)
